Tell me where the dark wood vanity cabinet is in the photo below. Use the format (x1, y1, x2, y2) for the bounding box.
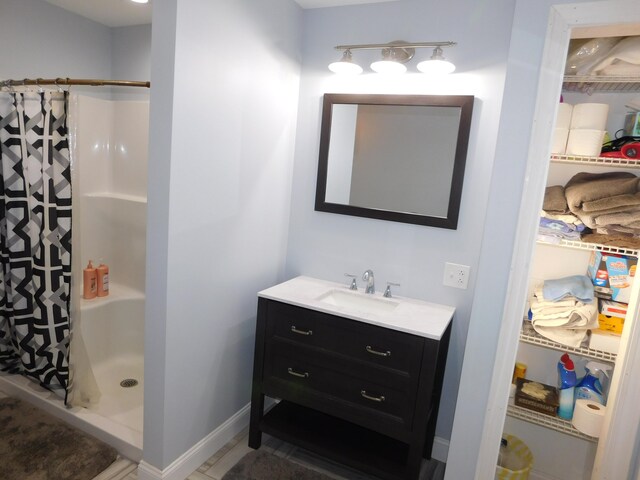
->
(249, 297, 452, 480)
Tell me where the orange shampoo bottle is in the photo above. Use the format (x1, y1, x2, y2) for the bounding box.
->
(96, 261, 109, 297)
(83, 260, 97, 299)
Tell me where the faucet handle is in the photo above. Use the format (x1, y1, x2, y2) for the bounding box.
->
(384, 281, 401, 298)
(344, 273, 358, 290)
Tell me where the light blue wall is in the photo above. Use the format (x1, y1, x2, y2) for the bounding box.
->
(112, 24, 152, 101)
(286, 0, 516, 445)
(144, 0, 303, 469)
(0, 0, 111, 83)
(0, 0, 150, 99)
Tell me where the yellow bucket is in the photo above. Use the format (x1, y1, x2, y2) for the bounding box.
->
(495, 434, 533, 480)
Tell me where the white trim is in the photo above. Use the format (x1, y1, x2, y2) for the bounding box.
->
(431, 436, 449, 463)
(476, 2, 640, 480)
(137, 403, 251, 480)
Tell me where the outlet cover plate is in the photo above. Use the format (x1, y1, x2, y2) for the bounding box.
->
(443, 262, 470, 289)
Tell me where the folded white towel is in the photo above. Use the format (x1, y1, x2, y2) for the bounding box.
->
(531, 302, 598, 348)
(532, 288, 579, 308)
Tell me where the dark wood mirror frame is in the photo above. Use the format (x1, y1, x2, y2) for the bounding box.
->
(314, 93, 474, 229)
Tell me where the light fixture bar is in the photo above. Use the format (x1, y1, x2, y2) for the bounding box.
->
(334, 41, 456, 51)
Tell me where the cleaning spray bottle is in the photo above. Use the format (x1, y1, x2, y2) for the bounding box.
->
(557, 353, 578, 419)
(575, 361, 612, 405)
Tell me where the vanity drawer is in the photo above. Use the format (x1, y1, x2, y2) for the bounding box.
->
(265, 300, 424, 376)
(264, 349, 415, 434)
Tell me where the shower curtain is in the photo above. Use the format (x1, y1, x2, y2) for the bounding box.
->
(0, 91, 72, 399)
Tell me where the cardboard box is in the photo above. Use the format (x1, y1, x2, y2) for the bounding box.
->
(624, 112, 640, 136)
(515, 378, 559, 416)
(597, 313, 624, 334)
(589, 329, 621, 354)
(599, 299, 627, 319)
(587, 252, 637, 303)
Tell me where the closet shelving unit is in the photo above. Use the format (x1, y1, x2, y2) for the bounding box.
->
(562, 75, 640, 93)
(518, 322, 617, 362)
(503, 68, 640, 478)
(506, 405, 598, 442)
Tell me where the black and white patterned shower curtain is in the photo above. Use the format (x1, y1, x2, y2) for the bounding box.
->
(0, 91, 72, 399)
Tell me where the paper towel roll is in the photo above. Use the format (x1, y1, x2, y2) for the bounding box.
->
(571, 103, 610, 130)
(556, 103, 573, 130)
(572, 399, 606, 437)
(566, 129, 605, 157)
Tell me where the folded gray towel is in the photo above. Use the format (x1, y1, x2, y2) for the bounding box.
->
(565, 172, 639, 213)
(543, 185, 569, 214)
(582, 232, 640, 248)
(595, 210, 640, 226)
(598, 225, 640, 235)
(565, 172, 640, 228)
(582, 192, 640, 212)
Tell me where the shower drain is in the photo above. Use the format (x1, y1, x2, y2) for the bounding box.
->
(120, 378, 139, 388)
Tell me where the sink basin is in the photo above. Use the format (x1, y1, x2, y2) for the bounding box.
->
(316, 289, 398, 314)
(258, 276, 455, 340)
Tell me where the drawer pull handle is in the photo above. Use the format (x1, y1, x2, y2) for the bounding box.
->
(366, 345, 391, 357)
(288, 368, 309, 379)
(291, 325, 313, 336)
(360, 390, 385, 403)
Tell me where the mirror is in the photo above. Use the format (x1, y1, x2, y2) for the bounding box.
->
(315, 94, 474, 228)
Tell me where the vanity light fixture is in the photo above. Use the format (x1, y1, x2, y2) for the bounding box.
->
(329, 41, 457, 75)
(417, 46, 456, 75)
(370, 43, 412, 74)
(328, 50, 363, 75)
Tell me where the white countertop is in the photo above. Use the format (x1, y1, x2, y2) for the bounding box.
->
(258, 276, 455, 340)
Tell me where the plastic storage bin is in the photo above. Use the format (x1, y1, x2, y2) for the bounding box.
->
(495, 434, 533, 480)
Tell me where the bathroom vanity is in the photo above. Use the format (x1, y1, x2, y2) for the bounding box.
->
(248, 276, 454, 480)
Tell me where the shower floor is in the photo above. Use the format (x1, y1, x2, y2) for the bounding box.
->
(92, 353, 144, 433)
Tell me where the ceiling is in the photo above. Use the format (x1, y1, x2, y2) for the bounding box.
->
(42, 0, 399, 27)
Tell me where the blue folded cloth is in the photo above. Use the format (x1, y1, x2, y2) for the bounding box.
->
(543, 275, 594, 303)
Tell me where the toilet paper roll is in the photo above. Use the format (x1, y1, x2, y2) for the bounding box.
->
(572, 399, 606, 437)
(566, 129, 605, 157)
(551, 128, 569, 154)
(556, 103, 573, 130)
(571, 103, 610, 130)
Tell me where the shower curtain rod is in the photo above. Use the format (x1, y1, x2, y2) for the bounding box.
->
(1, 77, 150, 88)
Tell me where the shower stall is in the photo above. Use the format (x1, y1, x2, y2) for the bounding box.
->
(0, 91, 148, 461)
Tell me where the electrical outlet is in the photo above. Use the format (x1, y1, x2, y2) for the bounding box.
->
(443, 262, 470, 289)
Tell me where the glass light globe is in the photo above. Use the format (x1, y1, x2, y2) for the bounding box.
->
(370, 60, 407, 74)
(328, 61, 363, 75)
(417, 59, 456, 75)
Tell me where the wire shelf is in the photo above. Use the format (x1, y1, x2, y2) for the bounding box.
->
(563, 75, 640, 94)
(537, 238, 639, 258)
(506, 405, 598, 442)
(520, 322, 617, 362)
(551, 154, 640, 168)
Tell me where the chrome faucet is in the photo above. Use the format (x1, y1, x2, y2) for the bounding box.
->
(362, 269, 375, 294)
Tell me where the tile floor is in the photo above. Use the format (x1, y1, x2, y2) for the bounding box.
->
(97, 428, 445, 480)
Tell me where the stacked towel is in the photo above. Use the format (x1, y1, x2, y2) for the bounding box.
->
(538, 217, 584, 243)
(565, 172, 640, 236)
(530, 276, 598, 347)
(539, 185, 586, 243)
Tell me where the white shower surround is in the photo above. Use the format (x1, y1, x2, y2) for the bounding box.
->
(0, 94, 148, 462)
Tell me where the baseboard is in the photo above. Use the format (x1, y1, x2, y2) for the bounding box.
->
(431, 436, 449, 463)
(137, 402, 251, 480)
